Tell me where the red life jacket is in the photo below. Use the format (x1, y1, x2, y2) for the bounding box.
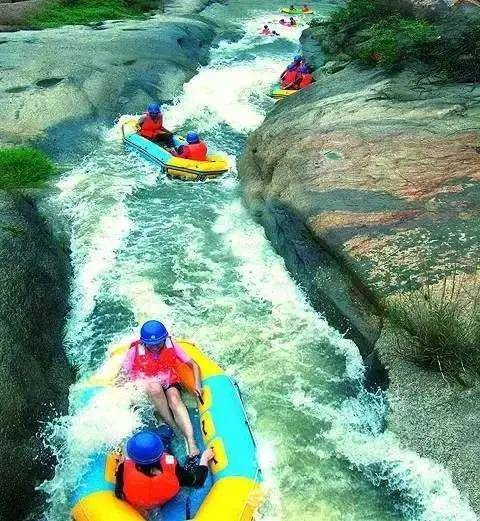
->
(281, 70, 299, 89)
(179, 141, 208, 161)
(299, 73, 313, 88)
(139, 114, 164, 140)
(123, 455, 180, 510)
(130, 340, 180, 386)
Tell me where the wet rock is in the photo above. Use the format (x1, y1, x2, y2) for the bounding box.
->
(377, 327, 480, 512)
(238, 62, 480, 512)
(0, 192, 72, 521)
(0, 17, 216, 147)
(0, 0, 44, 28)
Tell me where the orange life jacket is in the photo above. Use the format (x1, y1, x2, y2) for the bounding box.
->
(123, 455, 180, 510)
(299, 73, 313, 88)
(139, 114, 165, 140)
(179, 141, 208, 161)
(281, 70, 299, 89)
(130, 341, 181, 385)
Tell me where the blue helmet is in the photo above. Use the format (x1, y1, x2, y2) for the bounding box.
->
(186, 131, 200, 144)
(127, 431, 164, 465)
(293, 54, 302, 63)
(140, 320, 168, 346)
(147, 102, 161, 115)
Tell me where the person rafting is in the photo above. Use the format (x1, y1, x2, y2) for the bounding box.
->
(280, 63, 301, 90)
(302, 4, 310, 11)
(260, 24, 271, 35)
(289, 16, 297, 26)
(280, 54, 303, 78)
(115, 430, 214, 515)
(171, 131, 208, 161)
(138, 103, 175, 148)
(120, 320, 202, 462)
(298, 64, 314, 88)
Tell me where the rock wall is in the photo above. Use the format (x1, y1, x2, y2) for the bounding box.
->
(0, 16, 217, 152)
(0, 192, 72, 521)
(238, 61, 480, 513)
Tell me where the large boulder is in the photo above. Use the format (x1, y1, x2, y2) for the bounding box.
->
(0, 17, 216, 148)
(0, 192, 72, 521)
(238, 64, 480, 512)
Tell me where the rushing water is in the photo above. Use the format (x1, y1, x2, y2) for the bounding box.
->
(39, 2, 476, 520)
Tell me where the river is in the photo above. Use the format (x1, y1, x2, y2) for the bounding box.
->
(37, 1, 475, 520)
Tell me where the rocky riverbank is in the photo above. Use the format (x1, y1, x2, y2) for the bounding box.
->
(0, 192, 72, 521)
(0, 14, 219, 157)
(238, 30, 480, 516)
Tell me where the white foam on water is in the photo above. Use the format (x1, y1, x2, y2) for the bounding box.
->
(39, 383, 147, 521)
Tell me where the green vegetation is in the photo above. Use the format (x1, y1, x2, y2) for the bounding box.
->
(386, 275, 480, 385)
(28, 0, 158, 29)
(0, 147, 55, 190)
(311, 0, 480, 81)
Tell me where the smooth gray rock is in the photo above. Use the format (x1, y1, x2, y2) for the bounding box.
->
(0, 16, 216, 147)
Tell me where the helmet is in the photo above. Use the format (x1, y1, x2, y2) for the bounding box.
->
(287, 63, 295, 70)
(293, 54, 302, 62)
(147, 102, 161, 115)
(127, 431, 164, 465)
(186, 131, 200, 144)
(140, 320, 168, 346)
(300, 65, 308, 73)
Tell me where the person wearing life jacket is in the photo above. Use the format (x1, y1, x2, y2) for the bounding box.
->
(302, 4, 310, 12)
(298, 64, 314, 89)
(280, 54, 303, 80)
(289, 16, 297, 26)
(172, 131, 208, 161)
(121, 320, 202, 461)
(138, 103, 175, 148)
(116, 430, 214, 516)
(260, 24, 271, 35)
(281, 63, 301, 90)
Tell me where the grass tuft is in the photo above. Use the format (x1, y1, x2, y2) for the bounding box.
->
(386, 274, 480, 385)
(0, 147, 55, 190)
(28, 0, 158, 29)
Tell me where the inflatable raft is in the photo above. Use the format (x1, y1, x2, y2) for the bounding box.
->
(270, 85, 298, 99)
(280, 7, 314, 14)
(122, 120, 229, 181)
(70, 340, 263, 521)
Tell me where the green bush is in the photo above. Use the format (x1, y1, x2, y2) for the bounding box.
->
(28, 0, 156, 29)
(387, 275, 480, 385)
(430, 12, 480, 83)
(313, 0, 480, 82)
(0, 147, 55, 190)
(356, 17, 438, 67)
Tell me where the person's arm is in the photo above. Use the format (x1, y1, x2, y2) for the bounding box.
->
(117, 346, 135, 384)
(187, 359, 202, 400)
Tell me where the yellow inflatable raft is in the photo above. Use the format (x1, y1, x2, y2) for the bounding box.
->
(122, 120, 229, 181)
(70, 340, 264, 521)
(270, 87, 298, 99)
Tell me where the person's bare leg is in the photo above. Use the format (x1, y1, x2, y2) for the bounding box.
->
(166, 387, 199, 456)
(146, 380, 177, 430)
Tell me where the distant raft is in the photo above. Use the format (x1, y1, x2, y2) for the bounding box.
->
(280, 6, 314, 14)
(122, 119, 229, 181)
(70, 340, 264, 521)
(270, 85, 298, 99)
